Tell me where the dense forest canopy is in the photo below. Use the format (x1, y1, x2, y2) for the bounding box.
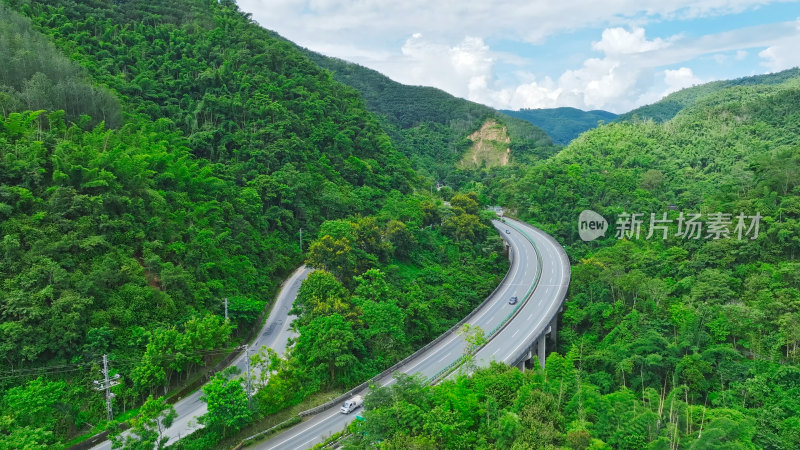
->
(616, 67, 800, 123)
(0, 0, 415, 370)
(477, 72, 800, 449)
(0, 0, 431, 447)
(304, 51, 559, 185)
(1, 0, 799, 448)
(0, 3, 121, 126)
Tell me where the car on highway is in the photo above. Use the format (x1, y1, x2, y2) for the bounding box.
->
(340, 395, 363, 414)
(509, 296, 518, 305)
(505, 229, 511, 234)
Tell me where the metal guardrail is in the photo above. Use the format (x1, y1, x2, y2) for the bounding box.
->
(239, 223, 519, 445)
(505, 221, 571, 367)
(239, 416, 302, 447)
(243, 219, 572, 447)
(427, 219, 544, 383)
(293, 221, 518, 418)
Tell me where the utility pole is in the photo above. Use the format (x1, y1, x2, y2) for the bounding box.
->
(224, 297, 229, 321)
(299, 228, 303, 252)
(93, 354, 121, 422)
(244, 344, 252, 402)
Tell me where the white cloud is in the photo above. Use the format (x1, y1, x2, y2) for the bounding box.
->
(237, 1, 800, 112)
(760, 44, 800, 71)
(592, 27, 668, 55)
(758, 18, 800, 72)
(758, 20, 800, 71)
(664, 67, 702, 92)
(371, 23, 799, 112)
(389, 34, 495, 101)
(239, 0, 787, 48)
(398, 27, 672, 111)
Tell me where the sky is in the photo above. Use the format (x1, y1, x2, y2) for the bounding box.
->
(237, 0, 800, 114)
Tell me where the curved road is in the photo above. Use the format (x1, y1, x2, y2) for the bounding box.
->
(91, 266, 312, 449)
(473, 218, 570, 368)
(254, 217, 570, 449)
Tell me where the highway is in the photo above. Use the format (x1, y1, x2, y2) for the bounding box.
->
(91, 265, 312, 449)
(254, 217, 570, 449)
(473, 219, 570, 369)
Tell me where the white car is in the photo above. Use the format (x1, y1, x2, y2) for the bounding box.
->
(340, 395, 363, 414)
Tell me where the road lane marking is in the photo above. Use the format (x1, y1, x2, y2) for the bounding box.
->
(265, 409, 340, 449)
(401, 228, 532, 375)
(265, 220, 570, 450)
(301, 438, 318, 448)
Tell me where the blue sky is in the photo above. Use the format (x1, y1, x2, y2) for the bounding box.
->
(238, 0, 800, 113)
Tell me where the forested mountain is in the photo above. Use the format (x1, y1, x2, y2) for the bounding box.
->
(0, 0, 410, 445)
(303, 52, 558, 185)
(0, 0, 515, 448)
(617, 67, 800, 123)
(1, 0, 412, 365)
(345, 72, 800, 448)
(3, 0, 799, 448)
(500, 107, 617, 145)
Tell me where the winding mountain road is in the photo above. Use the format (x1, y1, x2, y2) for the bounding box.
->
(90, 266, 312, 449)
(253, 217, 570, 449)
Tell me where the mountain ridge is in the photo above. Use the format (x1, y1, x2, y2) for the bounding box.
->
(500, 106, 617, 145)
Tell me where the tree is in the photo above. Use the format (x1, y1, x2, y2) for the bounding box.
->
(248, 346, 283, 389)
(111, 395, 176, 449)
(290, 270, 355, 328)
(442, 213, 486, 242)
(450, 192, 481, 215)
(385, 219, 415, 259)
(459, 324, 487, 373)
(2, 377, 70, 440)
(200, 373, 251, 437)
(292, 314, 360, 386)
(306, 235, 358, 281)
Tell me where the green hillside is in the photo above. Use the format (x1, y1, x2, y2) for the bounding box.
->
(0, 1, 512, 447)
(617, 67, 800, 123)
(3, 0, 799, 448)
(0, 0, 411, 369)
(304, 52, 558, 184)
(501, 106, 617, 145)
(484, 73, 800, 448)
(355, 72, 800, 449)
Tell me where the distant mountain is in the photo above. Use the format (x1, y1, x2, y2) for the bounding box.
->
(500, 107, 617, 145)
(300, 50, 558, 184)
(617, 67, 800, 123)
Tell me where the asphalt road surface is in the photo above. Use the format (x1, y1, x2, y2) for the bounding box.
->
(254, 218, 570, 449)
(91, 265, 313, 449)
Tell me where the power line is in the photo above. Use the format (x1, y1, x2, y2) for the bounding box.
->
(0, 346, 244, 380)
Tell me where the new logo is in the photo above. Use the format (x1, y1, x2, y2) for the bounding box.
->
(578, 209, 608, 241)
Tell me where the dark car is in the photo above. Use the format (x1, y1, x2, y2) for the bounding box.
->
(509, 296, 518, 305)
(505, 229, 511, 234)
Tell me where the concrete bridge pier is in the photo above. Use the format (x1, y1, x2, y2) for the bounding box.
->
(515, 312, 561, 371)
(537, 334, 546, 368)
